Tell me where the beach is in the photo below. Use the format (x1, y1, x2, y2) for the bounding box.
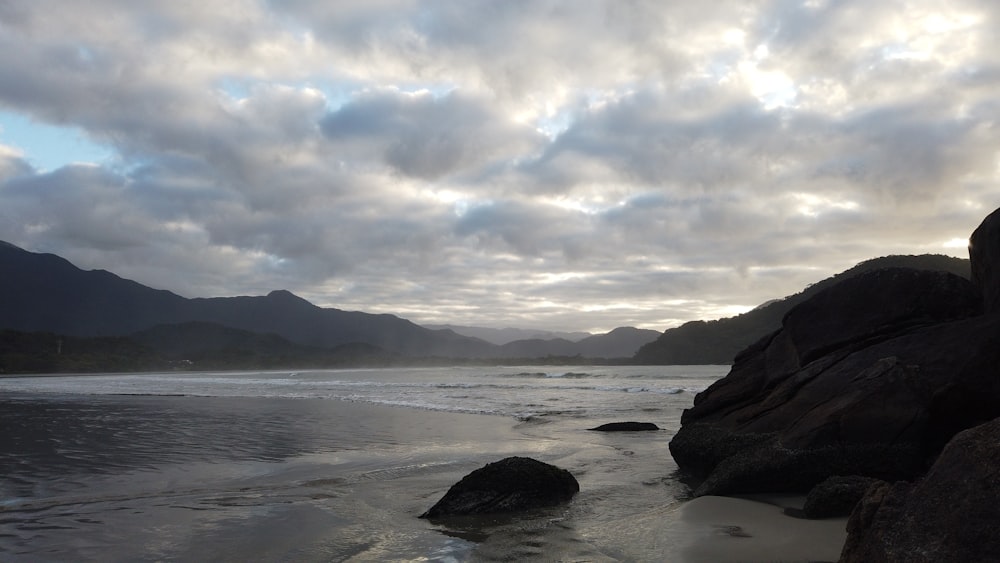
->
(675, 495, 848, 563)
(0, 367, 846, 561)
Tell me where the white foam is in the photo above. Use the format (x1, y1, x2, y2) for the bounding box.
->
(0, 366, 728, 424)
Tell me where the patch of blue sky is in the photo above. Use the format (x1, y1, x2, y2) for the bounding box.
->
(213, 76, 395, 114)
(215, 77, 253, 102)
(534, 106, 575, 139)
(397, 81, 456, 97)
(311, 80, 368, 111)
(0, 110, 115, 172)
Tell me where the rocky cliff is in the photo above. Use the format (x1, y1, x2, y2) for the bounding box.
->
(668, 206, 1000, 561)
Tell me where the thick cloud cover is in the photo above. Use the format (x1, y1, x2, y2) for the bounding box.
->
(1, 0, 997, 332)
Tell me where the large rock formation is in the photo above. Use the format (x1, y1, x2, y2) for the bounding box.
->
(633, 254, 971, 365)
(840, 417, 1000, 562)
(420, 457, 579, 519)
(669, 207, 1000, 498)
(803, 475, 881, 519)
(971, 206, 1000, 314)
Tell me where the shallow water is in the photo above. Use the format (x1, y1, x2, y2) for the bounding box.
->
(0, 365, 728, 561)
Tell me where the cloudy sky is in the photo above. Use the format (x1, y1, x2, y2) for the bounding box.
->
(0, 1, 996, 333)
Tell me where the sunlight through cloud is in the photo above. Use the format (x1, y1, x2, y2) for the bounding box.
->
(0, 0, 998, 333)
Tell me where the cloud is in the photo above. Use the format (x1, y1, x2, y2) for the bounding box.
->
(0, 0, 998, 333)
(320, 88, 543, 180)
(0, 144, 32, 180)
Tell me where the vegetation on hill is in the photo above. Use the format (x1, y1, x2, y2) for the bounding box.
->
(0, 330, 165, 374)
(0, 322, 409, 374)
(0, 327, 615, 374)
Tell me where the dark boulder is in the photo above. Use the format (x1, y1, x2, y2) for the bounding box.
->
(588, 422, 660, 432)
(419, 457, 579, 519)
(803, 475, 881, 519)
(840, 417, 1000, 562)
(669, 266, 997, 496)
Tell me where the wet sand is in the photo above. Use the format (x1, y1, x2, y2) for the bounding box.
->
(675, 494, 848, 562)
(0, 370, 848, 562)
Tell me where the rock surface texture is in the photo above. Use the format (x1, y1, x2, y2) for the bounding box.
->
(670, 208, 1000, 501)
(840, 417, 1000, 562)
(420, 457, 579, 519)
(803, 475, 881, 519)
(970, 206, 1000, 314)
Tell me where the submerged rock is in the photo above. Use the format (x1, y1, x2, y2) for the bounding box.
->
(419, 456, 579, 519)
(841, 417, 1000, 562)
(588, 422, 660, 432)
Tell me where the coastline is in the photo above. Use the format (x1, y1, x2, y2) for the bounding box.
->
(0, 367, 854, 561)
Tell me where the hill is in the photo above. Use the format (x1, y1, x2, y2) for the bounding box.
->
(0, 329, 162, 373)
(0, 242, 651, 363)
(0, 324, 401, 373)
(572, 327, 662, 358)
(487, 326, 660, 359)
(129, 322, 397, 369)
(632, 254, 971, 365)
(0, 242, 494, 358)
(424, 324, 592, 345)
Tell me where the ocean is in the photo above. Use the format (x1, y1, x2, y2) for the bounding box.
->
(0, 365, 730, 561)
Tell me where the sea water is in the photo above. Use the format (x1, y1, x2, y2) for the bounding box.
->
(0, 365, 728, 561)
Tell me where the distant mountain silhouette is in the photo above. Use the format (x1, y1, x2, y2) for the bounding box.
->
(633, 254, 971, 365)
(575, 327, 662, 358)
(424, 324, 592, 345)
(12, 242, 955, 367)
(422, 325, 656, 358)
(0, 243, 189, 335)
(481, 327, 659, 359)
(130, 322, 394, 369)
(0, 242, 652, 362)
(0, 323, 397, 373)
(497, 337, 580, 358)
(0, 242, 494, 358)
(131, 321, 318, 359)
(0, 329, 160, 373)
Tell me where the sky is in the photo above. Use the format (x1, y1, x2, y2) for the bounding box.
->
(0, 1, 996, 334)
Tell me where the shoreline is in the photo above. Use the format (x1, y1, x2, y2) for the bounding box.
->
(0, 369, 848, 561)
(673, 494, 848, 562)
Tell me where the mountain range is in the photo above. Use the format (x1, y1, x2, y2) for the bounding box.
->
(0, 242, 658, 366)
(423, 325, 592, 345)
(0, 241, 971, 371)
